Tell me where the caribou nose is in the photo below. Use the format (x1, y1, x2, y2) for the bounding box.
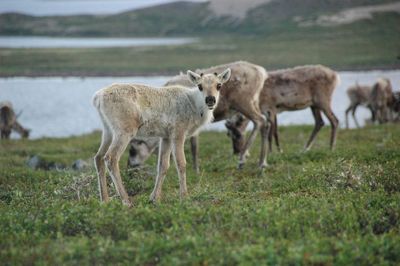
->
(205, 96, 216, 107)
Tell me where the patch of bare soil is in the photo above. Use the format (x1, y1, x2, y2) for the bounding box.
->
(298, 2, 400, 26)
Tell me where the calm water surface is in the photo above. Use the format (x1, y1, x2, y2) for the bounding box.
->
(0, 36, 197, 48)
(1, 70, 399, 139)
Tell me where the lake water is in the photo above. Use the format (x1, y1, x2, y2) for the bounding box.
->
(1, 70, 399, 139)
(0, 36, 197, 48)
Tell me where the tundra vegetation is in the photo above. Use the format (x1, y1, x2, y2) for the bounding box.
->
(1, 125, 399, 264)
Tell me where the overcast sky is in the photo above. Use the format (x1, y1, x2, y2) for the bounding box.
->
(0, 0, 204, 16)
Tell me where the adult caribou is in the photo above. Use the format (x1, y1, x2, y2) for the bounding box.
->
(370, 78, 394, 124)
(225, 65, 340, 160)
(128, 61, 268, 171)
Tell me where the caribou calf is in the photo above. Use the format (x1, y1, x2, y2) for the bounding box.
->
(345, 83, 374, 128)
(93, 69, 231, 206)
(0, 101, 30, 139)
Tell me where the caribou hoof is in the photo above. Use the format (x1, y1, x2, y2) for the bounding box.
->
(258, 162, 268, 169)
(100, 195, 111, 203)
(149, 197, 158, 205)
(180, 189, 188, 199)
(122, 199, 133, 208)
(237, 162, 244, 170)
(149, 192, 161, 204)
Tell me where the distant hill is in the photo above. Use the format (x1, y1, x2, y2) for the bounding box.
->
(0, 0, 399, 37)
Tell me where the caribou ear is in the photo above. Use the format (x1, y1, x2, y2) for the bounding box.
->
(218, 68, 231, 84)
(187, 70, 202, 85)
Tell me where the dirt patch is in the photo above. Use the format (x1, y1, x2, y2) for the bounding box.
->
(298, 2, 400, 26)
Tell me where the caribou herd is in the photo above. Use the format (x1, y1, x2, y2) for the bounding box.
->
(345, 78, 398, 127)
(1, 61, 399, 206)
(92, 61, 399, 205)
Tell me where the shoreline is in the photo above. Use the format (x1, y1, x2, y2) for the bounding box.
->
(1, 65, 399, 78)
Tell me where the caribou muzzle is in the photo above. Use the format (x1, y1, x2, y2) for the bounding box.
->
(205, 96, 216, 109)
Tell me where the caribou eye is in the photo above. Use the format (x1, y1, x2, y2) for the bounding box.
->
(217, 83, 222, 90)
(198, 84, 203, 91)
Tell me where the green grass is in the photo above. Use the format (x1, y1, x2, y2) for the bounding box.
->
(1, 12, 399, 76)
(1, 125, 400, 265)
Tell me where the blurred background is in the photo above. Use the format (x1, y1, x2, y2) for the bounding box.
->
(0, 0, 399, 138)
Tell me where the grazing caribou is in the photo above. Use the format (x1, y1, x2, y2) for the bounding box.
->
(127, 137, 159, 168)
(93, 68, 231, 206)
(225, 65, 340, 158)
(225, 113, 251, 155)
(392, 91, 400, 121)
(0, 101, 30, 139)
(127, 61, 268, 170)
(345, 83, 374, 128)
(370, 78, 394, 124)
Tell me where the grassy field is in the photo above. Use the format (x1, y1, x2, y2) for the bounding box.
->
(1, 13, 399, 76)
(1, 125, 399, 265)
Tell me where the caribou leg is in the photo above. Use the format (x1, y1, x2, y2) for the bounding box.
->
(237, 104, 266, 169)
(94, 122, 112, 203)
(345, 105, 352, 129)
(104, 133, 132, 207)
(150, 138, 172, 203)
(173, 135, 188, 199)
(304, 107, 324, 151)
(321, 106, 339, 150)
(190, 136, 199, 174)
(352, 105, 360, 128)
(273, 114, 282, 152)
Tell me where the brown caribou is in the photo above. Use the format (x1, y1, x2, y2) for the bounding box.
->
(392, 91, 400, 121)
(345, 83, 374, 128)
(0, 101, 30, 139)
(226, 65, 340, 157)
(370, 78, 394, 124)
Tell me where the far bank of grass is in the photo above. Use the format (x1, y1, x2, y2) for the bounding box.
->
(1, 14, 399, 76)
